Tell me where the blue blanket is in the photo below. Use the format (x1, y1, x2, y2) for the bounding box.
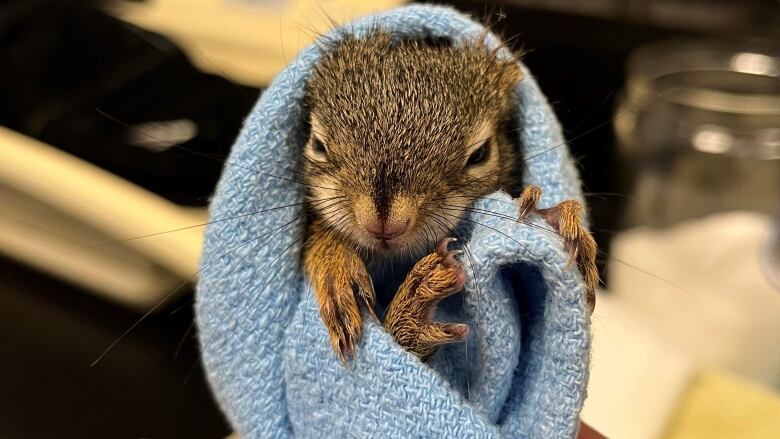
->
(196, 5, 591, 438)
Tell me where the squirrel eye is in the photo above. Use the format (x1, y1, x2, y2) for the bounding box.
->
(313, 138, 327, 155)
(307, 137, 329, 162)
(466, 140, 490, 167)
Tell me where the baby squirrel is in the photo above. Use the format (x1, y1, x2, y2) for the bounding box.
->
(302, 31, 597, 362)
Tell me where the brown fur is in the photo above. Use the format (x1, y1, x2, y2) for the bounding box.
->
(301, 31, 597, 362)
(383, 240, 469, 358)
(304, 32, 521, 253)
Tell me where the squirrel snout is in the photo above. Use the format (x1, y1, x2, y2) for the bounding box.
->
(354, 195, 417, 243)
(364, 218, 409, 240)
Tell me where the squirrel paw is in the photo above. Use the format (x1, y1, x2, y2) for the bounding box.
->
(516, 185, 599, 313)
(310, 251, 376, 365)
(384, 238, 469, 359)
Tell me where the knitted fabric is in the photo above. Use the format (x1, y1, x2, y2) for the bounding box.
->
(196, 5, 590, 438)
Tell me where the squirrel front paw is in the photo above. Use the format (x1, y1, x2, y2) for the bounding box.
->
(384, 238, 469, 359)
(305, 237, 376, 364)
(516, 185, 599, 312)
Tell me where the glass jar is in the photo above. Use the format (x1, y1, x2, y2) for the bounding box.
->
(607, 40, 780, 388)
(615, 40, 780, 228)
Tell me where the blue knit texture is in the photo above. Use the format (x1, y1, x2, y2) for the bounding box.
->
(196, 5, 590, 438)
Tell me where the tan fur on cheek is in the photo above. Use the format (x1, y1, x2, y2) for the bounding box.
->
(308, 175, 349, 229)
(432, 189, 470, 231)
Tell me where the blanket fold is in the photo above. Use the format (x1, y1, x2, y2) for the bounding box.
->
(196, 5, 591, 438)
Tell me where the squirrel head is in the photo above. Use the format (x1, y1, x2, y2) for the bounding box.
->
(303, 31, 523, 255)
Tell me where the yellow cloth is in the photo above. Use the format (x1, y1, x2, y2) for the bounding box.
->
(664, 371, 780, 439)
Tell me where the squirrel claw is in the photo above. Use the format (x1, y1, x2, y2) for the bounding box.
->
(442, 249, 464, 268)
(436, 237, 464, 275)
(436, 237, 457, 256)
(441, 323, 470, 339)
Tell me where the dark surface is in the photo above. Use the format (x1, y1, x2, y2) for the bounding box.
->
(0, 256, 231, 439)
(0, 0, 260, 206)
(0, 3, 236, 437)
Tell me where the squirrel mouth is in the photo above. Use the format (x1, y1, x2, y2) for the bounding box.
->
(371, 235, 408, 251)
(376, 238, 394, 250)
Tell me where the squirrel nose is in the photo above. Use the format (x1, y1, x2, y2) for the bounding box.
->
(365, 219, 409, 240)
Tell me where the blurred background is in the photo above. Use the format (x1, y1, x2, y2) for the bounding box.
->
(1, 0, 778, 437)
